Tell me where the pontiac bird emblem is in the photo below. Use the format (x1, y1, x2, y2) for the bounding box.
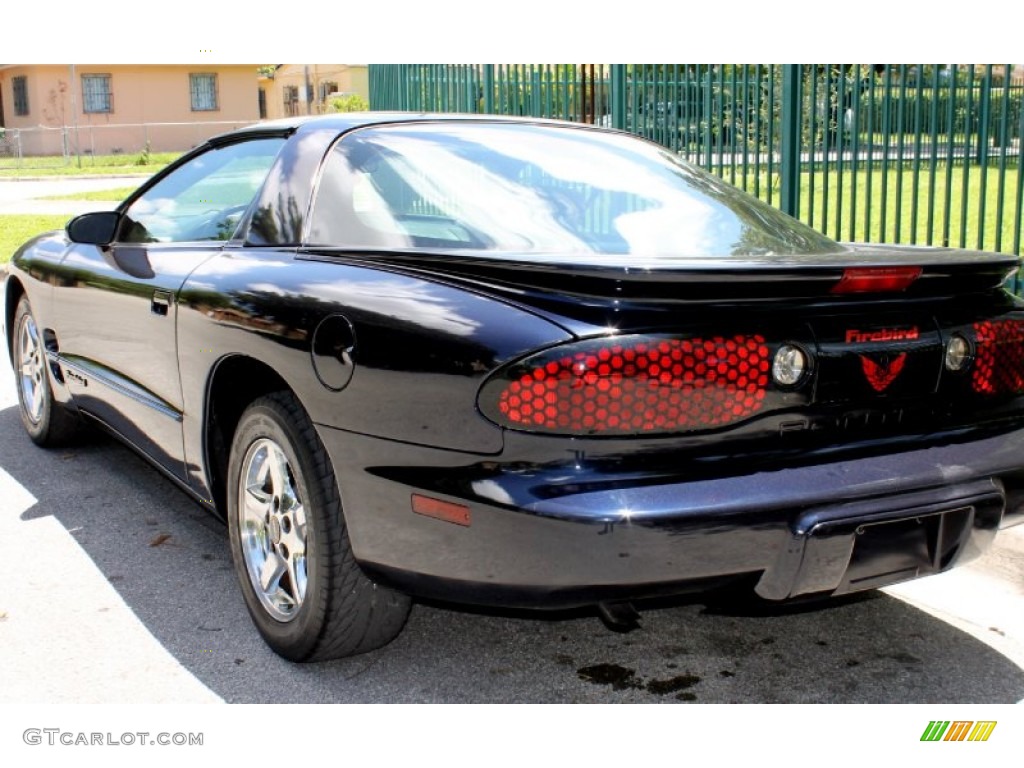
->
(860, 353, 907, 392)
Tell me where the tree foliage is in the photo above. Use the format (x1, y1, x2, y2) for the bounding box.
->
(329, 93, 370, 113)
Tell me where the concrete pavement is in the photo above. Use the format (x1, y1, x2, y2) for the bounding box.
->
(0, 352, 221, 703)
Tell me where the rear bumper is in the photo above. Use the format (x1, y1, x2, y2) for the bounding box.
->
(753, 479, 1003, 599)
(318, 424, 1024, 608)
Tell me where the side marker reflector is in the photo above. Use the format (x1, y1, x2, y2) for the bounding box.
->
(412, 494, 471, 527)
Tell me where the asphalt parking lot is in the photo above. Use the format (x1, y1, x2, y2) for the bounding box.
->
(1, 342, 1023, 704)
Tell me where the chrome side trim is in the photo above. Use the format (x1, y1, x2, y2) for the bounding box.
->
(54, 352, 182, 422)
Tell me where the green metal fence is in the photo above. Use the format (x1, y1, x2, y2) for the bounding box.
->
(369, 64, 1024, 259)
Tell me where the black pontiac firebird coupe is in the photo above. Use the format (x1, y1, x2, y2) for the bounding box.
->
(5, 113, 1024, 661)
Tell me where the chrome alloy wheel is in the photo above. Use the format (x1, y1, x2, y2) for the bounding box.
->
(238, 438, 309, 622)
(18, 313, 45, 424)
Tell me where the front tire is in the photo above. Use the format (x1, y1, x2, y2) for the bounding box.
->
(12, 296, 79, 446)
(227, 391, 411, 661)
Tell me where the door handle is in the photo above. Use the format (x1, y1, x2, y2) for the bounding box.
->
(151, 290, 172, 316)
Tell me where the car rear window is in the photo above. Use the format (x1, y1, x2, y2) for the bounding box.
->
(308, 122, 841, 259)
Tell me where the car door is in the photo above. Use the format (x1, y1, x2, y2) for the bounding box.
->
(50, 137, 286, 480)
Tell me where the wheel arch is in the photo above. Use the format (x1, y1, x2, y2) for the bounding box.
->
(3, 274, 26, 364)
(203, 354, 304, 517)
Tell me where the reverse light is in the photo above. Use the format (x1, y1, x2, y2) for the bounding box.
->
(831, 266, 922, 294)
(479, 334, 772, 435)
(944, 334, 971, 372)
(772, 344, 809, 387)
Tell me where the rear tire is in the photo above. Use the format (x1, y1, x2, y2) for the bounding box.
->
(12, 296, 80, 446)
(227, 391, 411, 661)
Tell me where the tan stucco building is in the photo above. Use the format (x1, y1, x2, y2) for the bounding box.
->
(0, 64, 260, 156)
(258, 65, 368, 120)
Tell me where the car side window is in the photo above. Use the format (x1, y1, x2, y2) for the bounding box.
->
(119, 138, 285, 244)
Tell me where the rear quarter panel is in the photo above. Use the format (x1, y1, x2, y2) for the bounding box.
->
(176, 248, 572, 480)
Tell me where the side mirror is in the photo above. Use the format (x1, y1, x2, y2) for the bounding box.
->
(67, 211, 120, 246)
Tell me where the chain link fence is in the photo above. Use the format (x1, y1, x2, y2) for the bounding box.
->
(0, 120, 256, 170)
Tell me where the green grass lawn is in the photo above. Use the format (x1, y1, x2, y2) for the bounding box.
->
(799, 166, 1020, 253)
(40, 186, 139, 202)
(0, 152, 179, 178)
(724, 164, 1022, 254)
(0, 215, 69, 263)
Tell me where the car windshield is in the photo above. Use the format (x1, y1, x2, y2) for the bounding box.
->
(308, 122, 841, 259)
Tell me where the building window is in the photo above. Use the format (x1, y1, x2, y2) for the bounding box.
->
(317, 81, 339, 114)
(13, 76, 29, 116)
(319, 81, 338, 102)
(258, 87, 267, 119)
(190, 73, 218, 111)
(283, 85, 299, 117)
(82, 74, 112, 113)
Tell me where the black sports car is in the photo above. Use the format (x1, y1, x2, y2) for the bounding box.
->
(4, 113, 1024, 662)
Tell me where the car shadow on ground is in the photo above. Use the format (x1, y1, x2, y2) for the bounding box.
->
(2, 404, 1023, 704)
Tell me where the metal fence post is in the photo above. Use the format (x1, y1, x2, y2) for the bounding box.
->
(610, 64, 627, 130)
(779, 64, 802, 218)
(977, 66, 992, 166)
(703, 66, 714, 170)
(483, 65, 495, 114)
(398, 65, 410, 111)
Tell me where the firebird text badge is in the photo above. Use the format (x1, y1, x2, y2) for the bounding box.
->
(860, 353, 907, 392)
(845, 327, 920, 343)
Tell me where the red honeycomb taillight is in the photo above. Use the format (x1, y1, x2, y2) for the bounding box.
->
(972, 319, 1024, 395)
(479, 334, 771, 435)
